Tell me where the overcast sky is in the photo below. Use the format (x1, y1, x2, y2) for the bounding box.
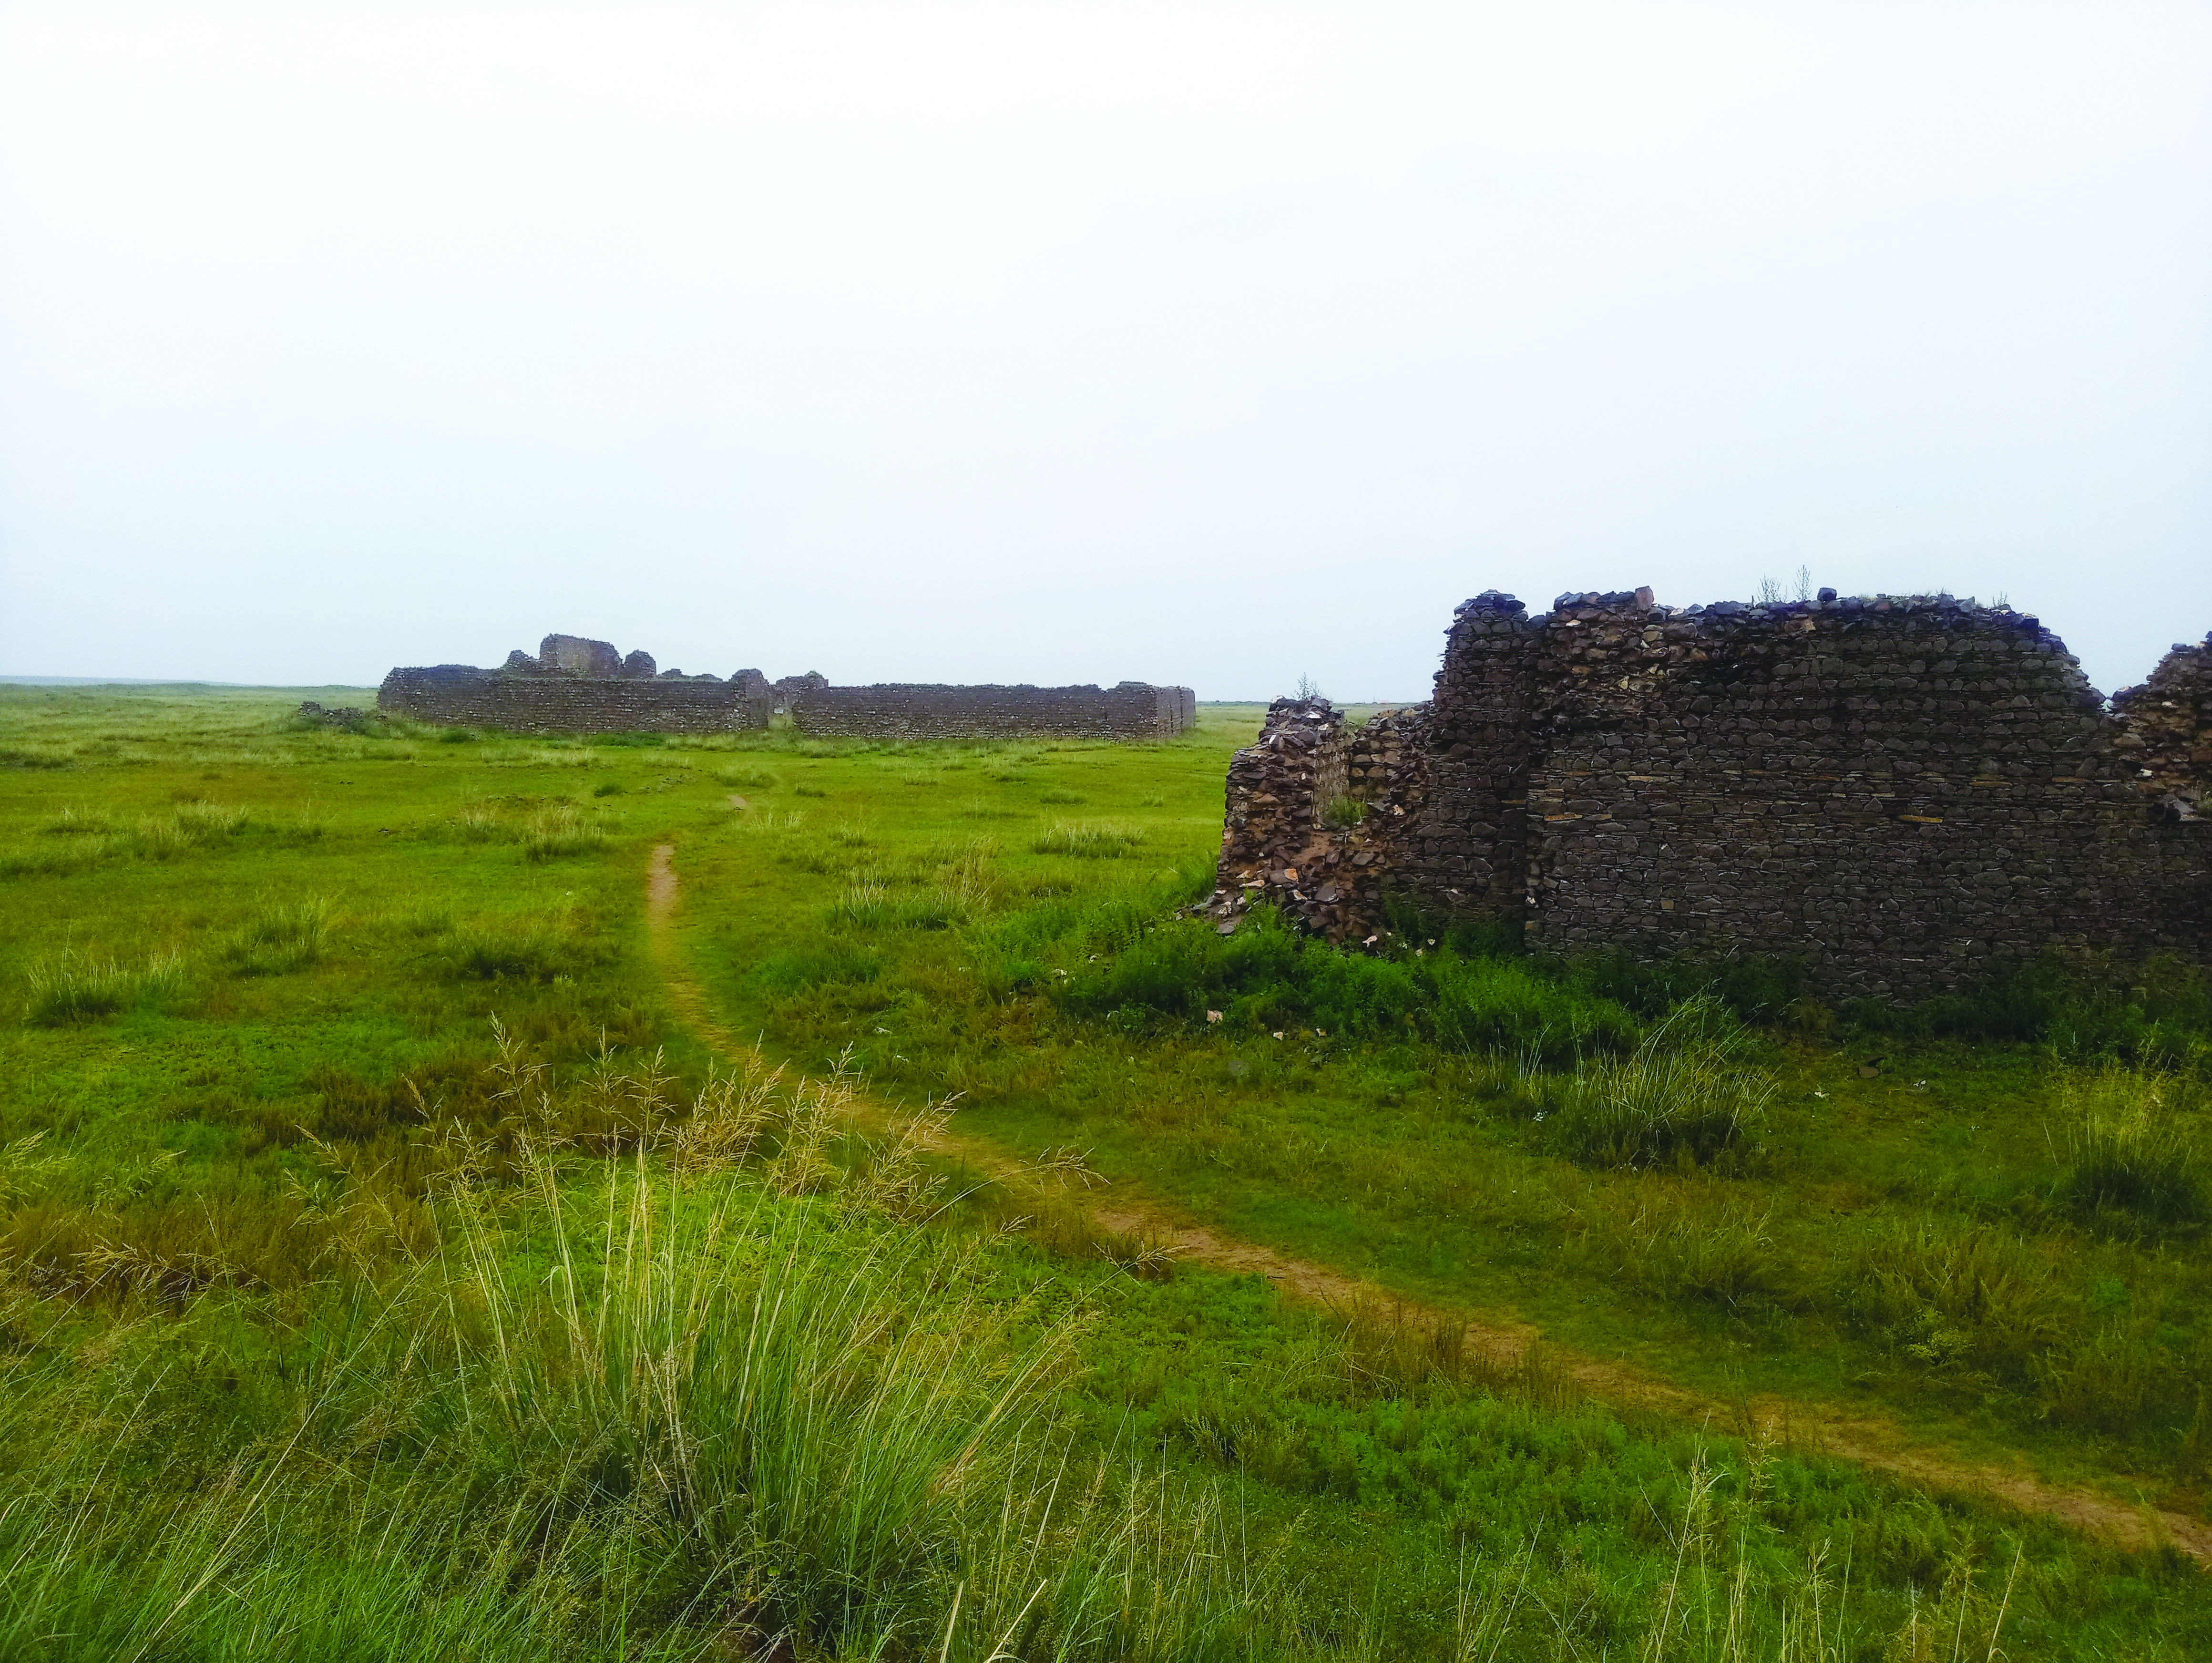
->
(2, 2, 2206, 699)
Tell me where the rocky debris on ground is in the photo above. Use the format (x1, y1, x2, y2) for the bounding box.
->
(297, 701, 384, 730)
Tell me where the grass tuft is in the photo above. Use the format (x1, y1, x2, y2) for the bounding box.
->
(220, 896, 334, 976)
(1553, 997, 1771, 1169)
(24, 951, 185, 1025)
(446, 916, 601, 982)
(521, 804, 609, 861)
(1033, 820, 1145, 859)
(2058, 1066, 2206, 1234)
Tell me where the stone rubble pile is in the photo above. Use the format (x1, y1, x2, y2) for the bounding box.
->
(296, 701, 385, 730)
(1193, 698, 1432, 944)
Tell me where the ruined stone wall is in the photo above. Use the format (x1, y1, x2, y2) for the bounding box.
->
(378, 667, 771, 735)
(2113, 638, 2212, 816)
(1508, 595, 2210, 997)
(1200, 701, 1429, 941)
(790, 682, 1195, 740)
(1410, 593, 1545, 926)
(1214, 698, 1347, 899)
(379, 636, 1196, 741)
(1203, 595, 2212, 997)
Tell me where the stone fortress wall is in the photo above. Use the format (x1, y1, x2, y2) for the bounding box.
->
(792, 682, 1197, 740)
(376, 634, 1196, 741)
(1201, 590, 2211, 999)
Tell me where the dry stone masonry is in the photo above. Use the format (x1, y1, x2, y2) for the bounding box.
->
(792, 682, 1196, 741)
(1202, 591, 2212, 998)
(375, 634, 1195, 741)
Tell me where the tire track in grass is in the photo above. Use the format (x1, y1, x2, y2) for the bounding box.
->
(646, 844, 2212, 1564)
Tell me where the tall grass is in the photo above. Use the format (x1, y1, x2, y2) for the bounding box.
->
(1033, 821, 1146, 859)
(135, 801, 248, 859)
(0, 1059, 1296, 1662)
(522, 803, 611, 860)
(23, 951, 185, 1025)
(219, 896, 334, 976)
(446, 913, 604, 982)
(0, 1027, 2103, 1660)
(3, 800, 325, 876)
(2058, 1065, 2206, 1234)
(1553, 999, 1772, 1169)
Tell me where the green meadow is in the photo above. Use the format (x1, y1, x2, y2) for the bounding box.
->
(4, 681, 2212, 1659)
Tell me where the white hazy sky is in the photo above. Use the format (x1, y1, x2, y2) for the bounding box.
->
(2, 2, 2207, 699)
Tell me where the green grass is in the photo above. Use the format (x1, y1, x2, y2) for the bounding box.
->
(1031, 818, 1146, 858)
(1551, 997, 1773, 1169)
(2059, 1064, 2209, 1234)
(664, 703, 2212, 1505)
(23, 950, 187, 1025)
(4, 684, 2212, 1657)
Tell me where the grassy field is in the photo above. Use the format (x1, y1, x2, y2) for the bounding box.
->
(3, 681, 2211, 1659)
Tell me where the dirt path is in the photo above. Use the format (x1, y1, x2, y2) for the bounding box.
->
(645, 843, 2212, 1563)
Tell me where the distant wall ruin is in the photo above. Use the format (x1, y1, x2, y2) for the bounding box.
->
(792, 682, 1197, 741)
(377, 664, 773, 735)
(376, 633, 1196, 741)
(1202, 591, 2211, 1000)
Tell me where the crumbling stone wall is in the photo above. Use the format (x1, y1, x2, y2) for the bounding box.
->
(378, 634, 1196, 740)
(378, 665, 772, 735)
(1202, 594, 2212, 997)
(1214, 698, 1349, 930)
(2113, 638, 2212, 820)
(790, 682, 1195, 740)
(1206, 700, 1428, 941)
